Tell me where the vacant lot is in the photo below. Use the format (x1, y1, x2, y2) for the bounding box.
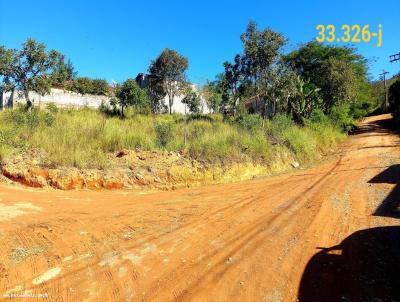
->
(0, 114, 399, 301)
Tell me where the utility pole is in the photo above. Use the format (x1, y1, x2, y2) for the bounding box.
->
(380, 70, 389, 110)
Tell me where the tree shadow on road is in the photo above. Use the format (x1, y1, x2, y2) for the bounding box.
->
(297, 226, 400, 302)
(351, 115, 399, 136)
(298, 163, 400, 301)
(369, 164, 400, 218)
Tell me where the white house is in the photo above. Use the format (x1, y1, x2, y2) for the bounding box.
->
(135, 73, 210, 114)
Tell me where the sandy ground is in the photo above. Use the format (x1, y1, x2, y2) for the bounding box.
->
(0, 114, 399, 302)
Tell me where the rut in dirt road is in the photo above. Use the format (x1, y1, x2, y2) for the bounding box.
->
(0, 114, 399, 302)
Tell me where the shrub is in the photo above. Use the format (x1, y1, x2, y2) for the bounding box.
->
(154, 121, 174, 148)
(309, 109, 330, 124)
(266, 114, 296, 142)
(329, 103, 356, 132)
(46, 103, 59, 114)
(350, 100, 374, 119)
(234, 114, 262, 131)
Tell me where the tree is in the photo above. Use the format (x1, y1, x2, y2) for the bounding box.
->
(288, 76, 322, 123)
(67, 77, 109, 95)
(202, 80, 223, 113)
(241, 21, 286, 87)
(389, 78, 400, 122)
(50, 57, 76, 87)
(68, 77, 93, 94)
(146, 75, 167, 113)
(285, 41, 367, 81)
(0, 46, 15, 96)
(318, 57, 357, 109)
(284, 41, 369, 111)
(223, 54, 244, 114)
(149, 49, 188, 114)
(91, 79, 109, 95)
(240, 21, 286, 124)
(0, 39, 61, 107)
(115, 79, 149, 116)
(182, 85, 201, 114)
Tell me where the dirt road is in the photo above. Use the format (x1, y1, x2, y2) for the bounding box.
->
(0, 114, 400, 302)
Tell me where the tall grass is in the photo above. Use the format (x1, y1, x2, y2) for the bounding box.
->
(0, 106, 345, 169)
(265, 114, 344, 163)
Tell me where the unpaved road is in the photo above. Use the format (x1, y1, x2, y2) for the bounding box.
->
(1, 114, 400, 302)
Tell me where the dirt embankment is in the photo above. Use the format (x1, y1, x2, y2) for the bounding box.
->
(0, 114, 399, 301)
(0, 147, 296, 191)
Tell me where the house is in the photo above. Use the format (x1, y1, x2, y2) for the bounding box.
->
(135, 73, 210, 114)
(244, 95, 274, 117)
(244, 95, 262, 113)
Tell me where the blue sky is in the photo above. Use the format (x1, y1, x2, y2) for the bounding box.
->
(0, 0, 398, 84)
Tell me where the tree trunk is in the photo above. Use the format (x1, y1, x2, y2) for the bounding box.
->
(8, 88, 15, 108)
(168, 94, 173, 115)
(262, 97, 268, 128)
(0, 89, 3, 111)
(24, 89, 32, 109)
(286, 95, 291, 115)
(272, 98, 276, 118)
(256, 94, 261, 114)
(184, 103, 187, 145)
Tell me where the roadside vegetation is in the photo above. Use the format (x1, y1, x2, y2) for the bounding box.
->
(0, 105, 344, 169)
(389, 76, 400, 122)
(0, 21, 385, 178)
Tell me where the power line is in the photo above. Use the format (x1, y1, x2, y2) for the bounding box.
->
(390, 53, 400, 63)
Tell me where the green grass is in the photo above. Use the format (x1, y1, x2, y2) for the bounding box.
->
(0, 106, 345, 169)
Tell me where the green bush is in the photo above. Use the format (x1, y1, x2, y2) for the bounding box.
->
(309, 109, 330, 124)
(46, 103, 59, 114)
(154, 121, 174, 148)
(350, 100, 374, 119)
(234, 114, 262, 131)
(266, 114, 296, 142)
(329, 103, 356, 132)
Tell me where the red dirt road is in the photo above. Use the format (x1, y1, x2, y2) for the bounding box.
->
(1, 114, 400, 302)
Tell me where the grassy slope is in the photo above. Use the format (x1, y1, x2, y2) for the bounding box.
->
(0, 107, 345, 173)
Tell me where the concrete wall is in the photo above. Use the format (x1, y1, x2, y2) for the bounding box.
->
(0, 86, 211, 114)
(1, 88, 109, 109)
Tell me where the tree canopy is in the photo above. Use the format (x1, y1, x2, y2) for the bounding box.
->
(389, 78, 400, 121)
(115, 79, 149, 116)
(0, 39, 61, 106)
(67, 77, 109, 95)
(182, 85, 201, 114)
(284, 41, 369, 111)
(50, 57, 76, 87)
(149, 49, 188, 114)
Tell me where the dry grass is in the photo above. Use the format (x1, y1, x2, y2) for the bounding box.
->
(0, 106, 344, 169)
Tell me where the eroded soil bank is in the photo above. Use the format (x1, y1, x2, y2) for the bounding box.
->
(0, 145, 300, 191)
